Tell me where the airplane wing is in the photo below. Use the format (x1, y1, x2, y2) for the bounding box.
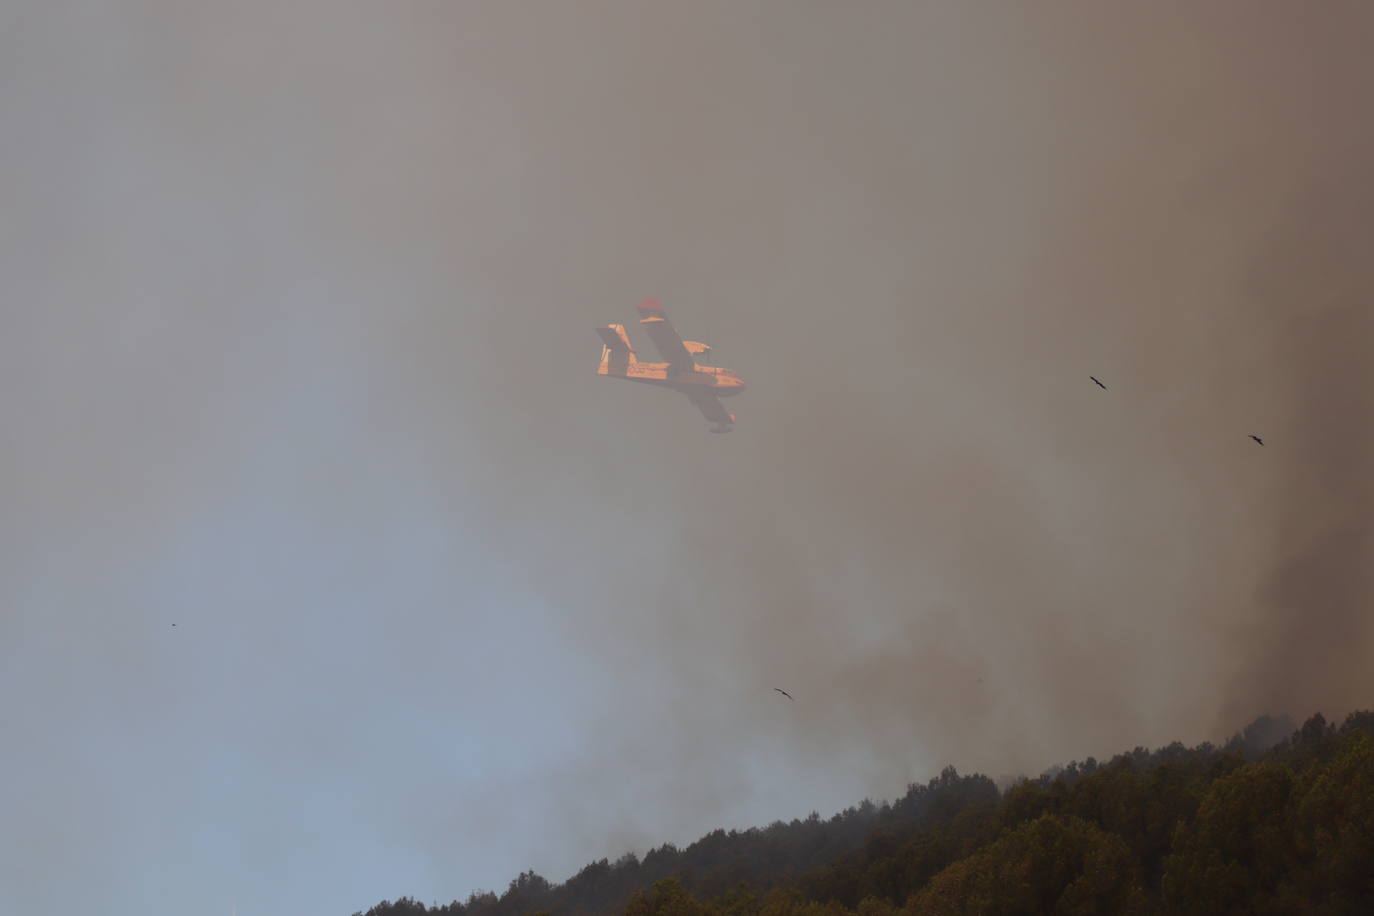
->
(636, 298, 697, 374)
(685, 388, 735, 429)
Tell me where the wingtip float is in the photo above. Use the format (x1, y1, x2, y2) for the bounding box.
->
(596, 299, 745, 432)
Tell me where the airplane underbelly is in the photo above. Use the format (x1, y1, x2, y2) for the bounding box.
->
(626, 376, 677, 388)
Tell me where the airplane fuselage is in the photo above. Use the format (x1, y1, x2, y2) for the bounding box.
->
(600, 357, 746, 395)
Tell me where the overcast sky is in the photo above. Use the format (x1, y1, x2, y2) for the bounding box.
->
(3, 2, 1372, 914)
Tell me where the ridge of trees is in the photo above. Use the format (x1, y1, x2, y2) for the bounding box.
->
(353, 709, 1374, 915)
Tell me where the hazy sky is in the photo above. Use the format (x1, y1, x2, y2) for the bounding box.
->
(3, 2, 1372, 914)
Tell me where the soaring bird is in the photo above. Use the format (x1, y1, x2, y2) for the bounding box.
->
(1250, 435, 1264, 446)
(773, 688, 794, 700)
(1090, 376, 1107, 390)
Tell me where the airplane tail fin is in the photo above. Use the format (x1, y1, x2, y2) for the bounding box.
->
(596, 324, 636, 375)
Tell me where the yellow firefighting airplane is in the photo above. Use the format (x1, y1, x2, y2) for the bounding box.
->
(596, 298, 746, 432)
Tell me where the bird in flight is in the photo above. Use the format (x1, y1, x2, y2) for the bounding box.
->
(1090, 376, 1107, 390)
(773, 688, 794, 700)
(1249, 435, 1264, 446)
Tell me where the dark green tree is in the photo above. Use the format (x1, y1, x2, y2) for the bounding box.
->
(909, 814, 1146, 915)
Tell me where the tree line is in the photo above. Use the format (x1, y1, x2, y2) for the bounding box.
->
(354, 710, 1374, 914)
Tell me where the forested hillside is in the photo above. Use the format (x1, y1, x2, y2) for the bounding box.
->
(354, 711, 1374, 915)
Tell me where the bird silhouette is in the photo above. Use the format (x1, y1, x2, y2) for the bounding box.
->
(1090, 376, 1107, 390)
(773, 688, 794, 700)
(1250, 435, 1264, 446)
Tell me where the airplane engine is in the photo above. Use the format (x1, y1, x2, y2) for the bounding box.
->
(683, 340, 711, 361)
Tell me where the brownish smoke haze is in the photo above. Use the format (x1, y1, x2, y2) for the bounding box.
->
(361, 0, 1374, 868)
(4, 0, 1372, 904)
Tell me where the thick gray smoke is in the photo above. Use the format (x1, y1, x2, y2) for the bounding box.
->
(2, 2, 1371, 913)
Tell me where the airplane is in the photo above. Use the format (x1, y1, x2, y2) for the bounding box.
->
(596, 298, 746, 432)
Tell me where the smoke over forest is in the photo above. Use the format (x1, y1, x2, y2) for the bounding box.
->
(3, 2, 1371, 913)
